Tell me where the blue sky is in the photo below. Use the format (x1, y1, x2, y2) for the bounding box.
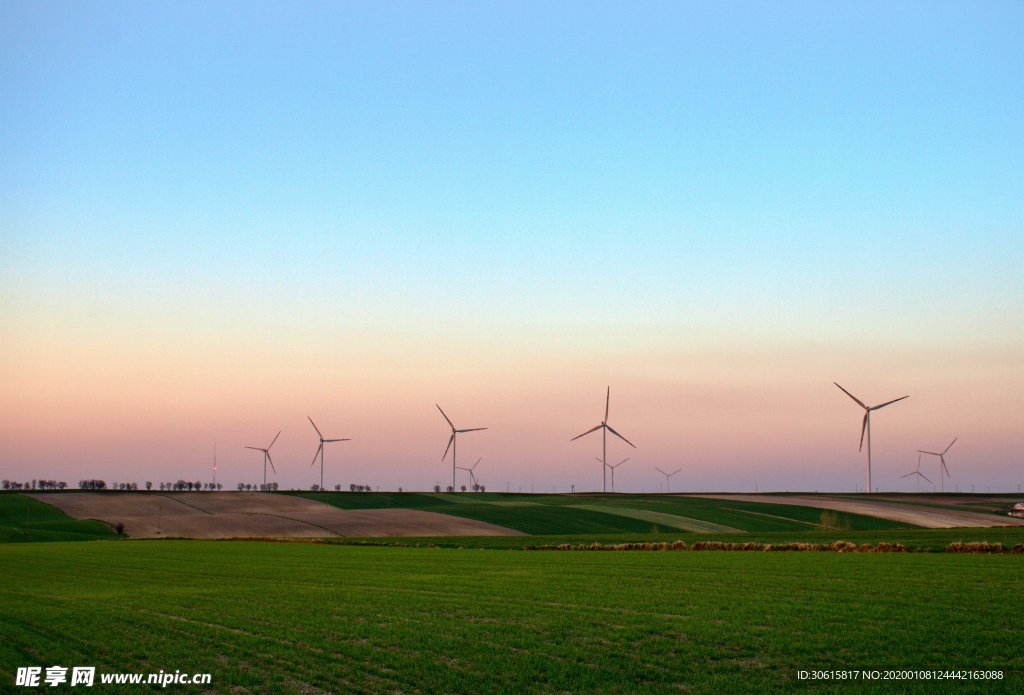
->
(2, 2, 1022, 490)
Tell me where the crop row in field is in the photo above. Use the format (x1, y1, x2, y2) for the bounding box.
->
(324, 525, 1024, 552)
(1, 541, 1021, 693)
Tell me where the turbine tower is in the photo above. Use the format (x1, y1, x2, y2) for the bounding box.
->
(900, 453, 932, 492)
(245, 430, 280, 488)
(572, 387, 636, 493)
(918, 437, 957, 493)
(437, 405, 486, 491)
(308, 417, 351, 492)
(834, 383, 908, 494)
(596, 457, 630, 493)
(655, 467, 681, 493)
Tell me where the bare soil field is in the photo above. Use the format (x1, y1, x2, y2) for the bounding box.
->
(28, 493, 524, 539)
(693, 494, 1024, 528)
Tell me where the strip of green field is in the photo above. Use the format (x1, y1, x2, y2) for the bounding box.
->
(1, 541, 1021, 693)
(0, 494, 116, 543)
(294, 492, 683, 534)
(287, 491, 911, 533)
(569, 504, 739, 532)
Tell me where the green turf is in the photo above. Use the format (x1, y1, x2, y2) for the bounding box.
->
(0, 494, 116, 543)
(0, 541, 1020, 693)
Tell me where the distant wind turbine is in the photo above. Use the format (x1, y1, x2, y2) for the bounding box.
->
(572, 387, 636, 493)
(834, 383, 909, 494)
(918, 437, 957, 493)
(456, 457, 483, 490)
(900, 453, 932, 492)
(596, 457, 630, 493)
(654, 467, 681, 493)
(245, 431, 280, 487)
(437, 405, 487, 491)
(308, 417, 351, 492)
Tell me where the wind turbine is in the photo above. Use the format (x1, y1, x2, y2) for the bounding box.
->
(900, 453, 932, 492)
(572, 387, 636, 493)
(655, 467, 681, 493)
(456, 457, 483, 491)
(245, 431, 280, 488)
(308, 417, 351, 492)
(918, 437, 957, 493)
(834, 383, 909, 494)
(596, 457, 630, 493)
(437, 405, 487, 491)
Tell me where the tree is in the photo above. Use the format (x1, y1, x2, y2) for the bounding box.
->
(433, 484, 441, 493)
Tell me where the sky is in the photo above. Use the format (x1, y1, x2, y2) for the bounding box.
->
(2, 1, 1022, 493)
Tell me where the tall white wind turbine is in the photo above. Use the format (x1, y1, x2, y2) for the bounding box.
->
(572, 387, 636, 493)
(918, 437, 957, 493)
(834, 383, 908, 494)
(437, 405, 487, 491)
(245, 430, 280, 487)
(308, 417, 351, 492)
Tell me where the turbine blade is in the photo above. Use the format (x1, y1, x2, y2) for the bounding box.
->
(616, 457, 630, 467)
(918, 450, 940, 456)
(473, 457, 481, 469)
(310, 443, 323, 466)
(859, 413, 868, 451)
(436, 404, 454, 429)
(323, 438, 350, 443)
(307, 416, 323, 439)
(900, 472, 915, 479)
(456, 427, 487, 433)
(941, 456, 950, 478)
(245, 446, 262, 451)
(871, 395, 909, 410)
(834, 382, 867, 409)
(919, 471, 932, 484)
(268, 430, 281, 450)
(605, 386, 610, 422)
(670, 469, 681, 476)
(571, 424, 603, 441)
(655, 467, 667, 476)
(267, 452, 277, 475)
(605, 424, 636, 448)
(442, 433, 454, 461)
(943, 437, 958, 454)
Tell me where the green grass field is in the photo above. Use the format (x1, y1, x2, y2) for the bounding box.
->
(0, 494, 116, 543)
(293, 491, 910, 535)
(1, 541, 1021, 693)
